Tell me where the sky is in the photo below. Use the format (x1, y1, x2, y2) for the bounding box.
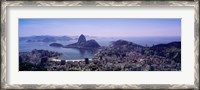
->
(19, 18, 181, 37)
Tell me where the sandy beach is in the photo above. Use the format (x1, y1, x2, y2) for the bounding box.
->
(49, 58, 92, 62)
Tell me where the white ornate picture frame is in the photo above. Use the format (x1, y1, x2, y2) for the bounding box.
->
(1, 0, 199, 89)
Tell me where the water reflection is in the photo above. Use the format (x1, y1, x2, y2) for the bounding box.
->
(77, 48, 98, 59)
(57, 48, 98, 60)
(79, 49, 85, 59)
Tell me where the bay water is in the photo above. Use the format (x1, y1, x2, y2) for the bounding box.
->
(19, 37, 181, 60)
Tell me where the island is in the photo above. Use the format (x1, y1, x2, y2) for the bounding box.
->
(49, 43, 64, 47)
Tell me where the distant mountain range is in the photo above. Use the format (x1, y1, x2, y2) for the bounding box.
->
(49, 34, 101, 49)
(19, 36, 73, 42)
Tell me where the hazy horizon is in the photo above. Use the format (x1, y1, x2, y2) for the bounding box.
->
(19, 35, 181, 38)
(19, 18, 181, 37)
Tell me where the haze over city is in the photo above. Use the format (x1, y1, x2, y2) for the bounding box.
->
(19, 18, 181, 37)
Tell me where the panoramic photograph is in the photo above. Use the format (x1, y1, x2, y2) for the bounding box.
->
(19, 18, 181, 71)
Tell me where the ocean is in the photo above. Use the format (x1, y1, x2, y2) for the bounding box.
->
(19, 37, 181, 60)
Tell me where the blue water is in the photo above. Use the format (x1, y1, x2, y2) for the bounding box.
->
(19, 37, 181, 60)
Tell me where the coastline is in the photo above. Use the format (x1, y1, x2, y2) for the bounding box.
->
(19, 40, 181, 71)
(49, 57, 92, 62)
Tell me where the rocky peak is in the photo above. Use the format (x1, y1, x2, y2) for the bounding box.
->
(65, 35, 101, 49)
(112, 40, 132, 46)
(78, 34, 86, 43)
